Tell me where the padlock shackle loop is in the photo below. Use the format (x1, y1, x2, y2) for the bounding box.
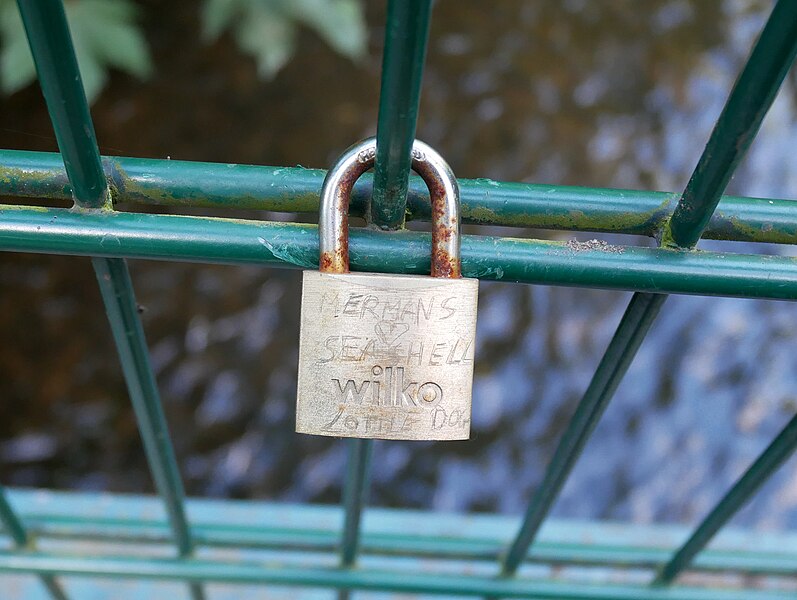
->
(319, 137, 461, 278)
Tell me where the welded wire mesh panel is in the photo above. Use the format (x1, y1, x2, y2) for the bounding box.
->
(0, 0, 796, 598)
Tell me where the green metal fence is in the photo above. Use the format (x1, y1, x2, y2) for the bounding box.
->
(1, 0, 797, 598)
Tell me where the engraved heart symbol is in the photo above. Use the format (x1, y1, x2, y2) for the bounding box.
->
(374, 321, 409, 345)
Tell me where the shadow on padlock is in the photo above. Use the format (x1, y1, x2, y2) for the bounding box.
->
(296, 138, 479, 441)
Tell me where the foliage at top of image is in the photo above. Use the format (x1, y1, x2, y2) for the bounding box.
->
(0, 0, 366, 103)
(0, 0, 150, 102)
(203, 0, 367, 79)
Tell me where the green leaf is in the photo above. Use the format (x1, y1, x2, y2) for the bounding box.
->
(71, 23, 107, 102)
(289, 0, 366, 60)
(0, 0, 36, 94)
(202, 0, 243, 40)
(236, 5, 296, 79)
(199, 0, 366, 80)
(0, 0, 150, 102)
(69, 0, 152, 79)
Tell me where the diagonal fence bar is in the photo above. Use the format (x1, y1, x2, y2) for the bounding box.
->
(501, 292, 667, 575)
(501, 0, 797, 579)
(17, 1, 203, 598)
(0, 486, 67, 600)
(654, 412, 797, 585)
(339, 0, 434, 583)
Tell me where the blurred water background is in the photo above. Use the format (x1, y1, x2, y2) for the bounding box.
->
(1, 0, 797, 531)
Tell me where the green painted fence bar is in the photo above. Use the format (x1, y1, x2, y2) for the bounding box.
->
(501, 292, 668, 575)
(0, 487, 66, 600)
(664, 0, 797, 250)
(17, 1, 203, 599)
(7, 489, 797, 578)
(500, 0, 797, 579)
(340, 438, 373, 567)
(0, 551, 795, 600)
(370, 0, 433, 230)
(5, 150, 797, 244)
(0, 487, 27, 546)
(654, 411, 797, 585)
(6, 204, 797, 300)
(339, 0, 434, 575)
(12, 503, 797, 577)
(16, 0, 106, 209)
(90, 257, 197, 560)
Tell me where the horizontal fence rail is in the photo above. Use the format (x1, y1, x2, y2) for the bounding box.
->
(5, 490, 797, 577)
(0, 488, 66, 600)
(3, 205, 797, 299)
(1, 490, 796, 600)
(2, 150, 797, 243)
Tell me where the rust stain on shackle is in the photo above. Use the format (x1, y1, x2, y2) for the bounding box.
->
(318, 138, 462, 278)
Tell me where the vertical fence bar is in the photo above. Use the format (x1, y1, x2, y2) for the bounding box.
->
(654, 412, 797, 585)
(17, 1, 202, 598)
(0, 486, 67, 599)
(370, 0, 433, 230)
(13, 1, 105, 208)
(500, 0, 797, 578)
(338, 0, 434, 590)
(341, 438, 374, 567)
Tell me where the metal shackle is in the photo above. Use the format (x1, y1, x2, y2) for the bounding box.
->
(319, 137, 461, 278)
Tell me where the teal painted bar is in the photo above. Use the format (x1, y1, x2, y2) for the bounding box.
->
(0, 487, 66, 600)
(501, 0, 797, 578)
(370, 0, 433, 229)
(649, 0, 797, 583)
(654, 412, 797, 584)
(4, 149, 797, 244)
(14, 1, 102, 598)
(3, 205, 797, 300)
(0, 486, 27, 546)
(0, 550, 795, 600)
(18, 2, 202, 598)
(4, 489, 796, 577)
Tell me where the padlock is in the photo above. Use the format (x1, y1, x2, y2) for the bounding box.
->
(295, 137, 478, 441)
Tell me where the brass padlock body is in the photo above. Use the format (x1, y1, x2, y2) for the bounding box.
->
(297, 271, 477, 440)
(296, 137, 478, 440)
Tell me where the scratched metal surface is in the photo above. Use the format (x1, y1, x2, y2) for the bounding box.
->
(296, 272, 478, 440)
